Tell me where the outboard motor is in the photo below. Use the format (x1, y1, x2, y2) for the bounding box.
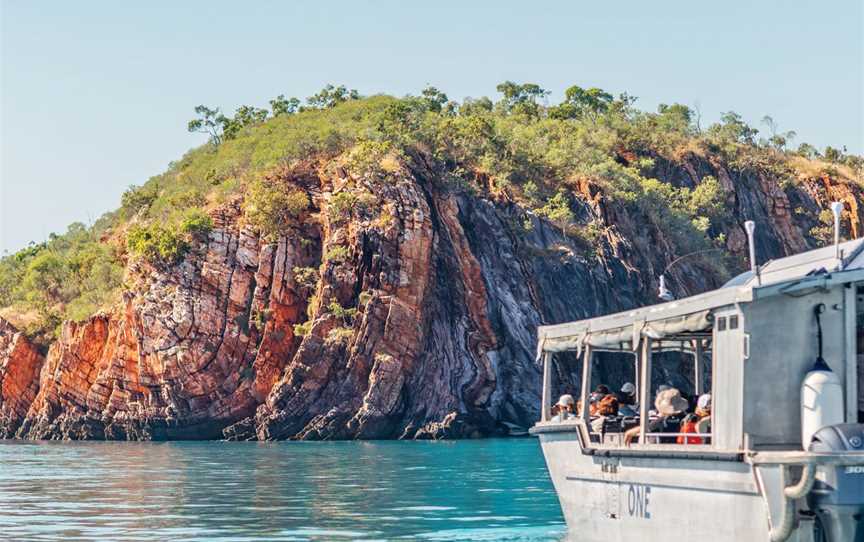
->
(808, 424, 864, 542)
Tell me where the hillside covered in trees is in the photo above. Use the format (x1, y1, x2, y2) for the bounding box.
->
(0, 83, 861, 440)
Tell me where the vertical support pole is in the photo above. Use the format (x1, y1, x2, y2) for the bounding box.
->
(694, 339, 705, 397)
(541, 352, 552, 422)
(639, 338, 653, 444)
(580, 345, 593, 424)
(634, 352, 640, 398)
(844, 286, 858, 422)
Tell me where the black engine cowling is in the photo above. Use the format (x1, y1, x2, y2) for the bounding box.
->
(808, 424, 864, 542)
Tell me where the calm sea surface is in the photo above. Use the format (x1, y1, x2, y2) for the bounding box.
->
(0, 439, 566, 541)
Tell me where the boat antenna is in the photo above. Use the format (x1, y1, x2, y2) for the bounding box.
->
(813, 303, 831, 371)
(830, 201, 844, 269)
(657, 248, 723, 301)
(745, 221, 761, 286)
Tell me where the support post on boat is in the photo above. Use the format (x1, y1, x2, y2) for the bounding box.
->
(531, 224, 864, 541)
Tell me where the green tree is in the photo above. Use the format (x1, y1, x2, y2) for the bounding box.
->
(270, 95, 301, 117)
(223, 105, 269, 140)
(120, 183, 159, 217)
(708, 112, 759, 144)
(187, 105, 228, 145)
(306, 84, 360, 109)
(655, 103, 694, 133)
(824, 146, 843, 163)
(495, 81, 549, 116)
(761, 115, 796, 151)
(797, 143, 819, 159)
(536, 190, 575, 232)
(21, 251, 68, 315)
(458, 96, 494, 116)
(549, 85, 614, 120)
(420, 86, 449, 113)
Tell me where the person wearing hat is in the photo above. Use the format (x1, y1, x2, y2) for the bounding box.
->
(678, 392, 712, 445)
(694, 393, 712, 435)
(551, 394, 576, 422)
(624, 388, 689, 445)
(617, 382, 639, 416)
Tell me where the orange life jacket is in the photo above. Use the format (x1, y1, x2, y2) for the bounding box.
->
(676, 420, 703, 445)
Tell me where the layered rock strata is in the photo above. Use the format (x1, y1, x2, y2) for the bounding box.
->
(1, 154, 861, 440)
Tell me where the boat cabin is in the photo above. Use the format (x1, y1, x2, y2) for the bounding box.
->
(536, 238, 864, 456)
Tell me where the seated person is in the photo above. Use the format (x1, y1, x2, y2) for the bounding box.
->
(588, 384, 610, 410)
(624, 388, 688, 445)
(694, 393, 711, 435)
(590, 394, 620, 433)
(677, 413, 702, 444)
(551, 394, 576, 422)
(617, 382, 639, 416)
(643, 384, 672, 417)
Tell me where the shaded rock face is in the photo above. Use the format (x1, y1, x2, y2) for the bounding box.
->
(1, 155, 861, 440)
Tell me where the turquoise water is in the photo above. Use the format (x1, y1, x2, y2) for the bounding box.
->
(0, 439, 566, 541)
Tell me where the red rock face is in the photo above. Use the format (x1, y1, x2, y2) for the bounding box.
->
(1, 157, 862, 440)
(0, 319, 44, 437)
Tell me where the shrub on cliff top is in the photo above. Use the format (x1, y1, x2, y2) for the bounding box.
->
(244, 178, 309, 238)
(126, 224, 188, 264)
(0, 222, 124, 342)
(180, 210, 213, 240)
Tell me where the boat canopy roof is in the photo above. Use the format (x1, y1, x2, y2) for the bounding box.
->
(538, 238, 864, 356)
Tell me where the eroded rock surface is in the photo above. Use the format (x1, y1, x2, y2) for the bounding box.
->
(2, 155, 861, 440)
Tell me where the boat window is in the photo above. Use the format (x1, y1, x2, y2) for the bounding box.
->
(555, 337, 714, 450)
(717, 317, 727, 331)
(728, 315, 739, 330)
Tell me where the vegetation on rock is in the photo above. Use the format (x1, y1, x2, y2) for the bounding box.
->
(2, 82, 862, 345)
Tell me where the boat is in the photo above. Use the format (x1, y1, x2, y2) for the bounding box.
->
(531, 205, 864, 542)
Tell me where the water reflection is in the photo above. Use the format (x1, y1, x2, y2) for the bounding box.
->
(0, 439, 566, 541)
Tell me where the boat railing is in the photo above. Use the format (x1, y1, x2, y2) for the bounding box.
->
(747, 450, 864, 466)
(589, 430, 712, 444)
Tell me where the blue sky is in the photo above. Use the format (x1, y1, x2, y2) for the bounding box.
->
(1, 0, 862, 254)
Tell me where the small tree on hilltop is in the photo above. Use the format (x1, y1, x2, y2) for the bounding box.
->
(549, 85, 614, 120)
(269, 94, 301, 117)
(420, 85, 449, 113)
(187, 105, 228, 145)
(306, 84, 360, 109)
(222, 105, 269, 140)
(495, 81, 549, 117)
(761, 115, 796, 151)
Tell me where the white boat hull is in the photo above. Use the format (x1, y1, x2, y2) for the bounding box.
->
(538, 429, 812, 542)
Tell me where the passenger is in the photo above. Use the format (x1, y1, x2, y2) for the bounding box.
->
(648, 384, 673, 417)
(624, 388, 688, 445)
(589, 384, 610, 407)
(677, 414, 702, 444)
(551, 394, 576, 422)
(590, 394, 619, 433)
(694, 393, 712, 435)
(677, 393, 712, 444)
(617, 382, 639, 416)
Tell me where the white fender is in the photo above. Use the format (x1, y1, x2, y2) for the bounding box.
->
(801, 367, 844, 449)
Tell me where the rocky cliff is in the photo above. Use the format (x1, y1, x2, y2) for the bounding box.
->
(0, 151, 861, 440)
